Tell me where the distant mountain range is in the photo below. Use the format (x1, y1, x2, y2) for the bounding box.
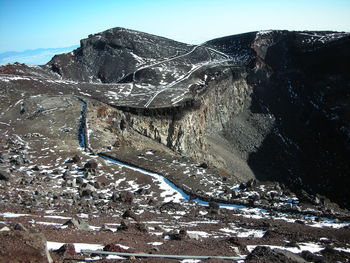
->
(0, 45, 79, 65)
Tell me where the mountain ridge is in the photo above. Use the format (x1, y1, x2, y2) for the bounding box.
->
(1, 28, 350, 209)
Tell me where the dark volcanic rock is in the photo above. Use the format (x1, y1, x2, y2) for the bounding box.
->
(122, 209, 139, 221)
(320, 247, 350, 262)
(47, 27, 192, 84)
(118, 191, 134, 203)
(54, 243, 76, 256)
(208, 201, 220, 214)
(103, 243, 131, 253)
(167, 229, 188, 240)
(84, 160, 98, 174)
(246, 246, 307, 263)
(13, 223, 28, 232)
(0, 170, 10, 181)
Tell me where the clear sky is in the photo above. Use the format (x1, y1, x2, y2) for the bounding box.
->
(0, 0, 349, 53)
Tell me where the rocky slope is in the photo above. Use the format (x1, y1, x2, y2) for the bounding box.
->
(46, 28, 350, 209)
(1, 27, 350, 262)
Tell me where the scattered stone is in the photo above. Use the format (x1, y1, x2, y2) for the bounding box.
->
(119, 191, 134, 203)
(54, 243, 76, 256)
(75, 177, 84, 185)
(246, 246, 307, 263)
(135, 223, 148, 233)
(83, 171, 93, 179)
(118, 220, 130, 231)
(84, 160, 98, 174)
(13, 223, 28, 232)
(62, 171, 71, 180)
(111, 193, 119, 202)
(231, 190, 240, 198)
(135, 187, 150, 195)
(246, 179, 257, 188)
(274, 183, 282, 191)
(103, 243, 130, 253)
(81, 182, 95, 192)
(197, 162, 208, 169)
(208, 201, 220, 214)
(122, 209, 139, 221)
(32, 165, 40, 171)
(93, 181, 101, 189)
(98, 193, 106, 200)
(51, 169, 61, 175)
(65, 180, 76, 187)
(63, 218, 90, 230)
(80, 189, 93, 197)
(100, 224, 113, 232)
(187, 232, 201, 240)
(72, 155, 81, 163)
(0, 170, 10, 181)
(154, 225, 164, 231)
(239, 182, 246, 190)
(168, 229, 188, 240)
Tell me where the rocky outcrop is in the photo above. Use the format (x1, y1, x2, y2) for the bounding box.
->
(47, 27, 193, 83)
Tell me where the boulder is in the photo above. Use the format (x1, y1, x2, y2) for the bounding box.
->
(72, 155, 81, 163)
(104, 243, 132, 253)
(135, 223, 148, 233)
(13, 223, 28, 232)
(197, 162, 208, 169)
(75, 177, 84, 185)
(119, 191, 134, 203)
(246, 246, 307, 263)
(84, 160, 98, 174)
(54, 243, 76, 256)
(208, 201, 220, 214)
(239, 183, 247, 190)
(63, 218, 90, 230)
(122, 209, 139, 221)
(0, 231, 53, 263)
(167, 229, 188, 240)
(117, 220, 130, 231)
(246, 179, 257, 188)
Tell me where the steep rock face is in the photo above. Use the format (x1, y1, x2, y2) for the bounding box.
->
(47, 27, 193, 83)
(104, 30, 350, 207)
(120, 67, 255, 182)
(247, 31, 350, 207)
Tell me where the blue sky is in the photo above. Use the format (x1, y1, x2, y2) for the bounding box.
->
(0, 0, 349, 53)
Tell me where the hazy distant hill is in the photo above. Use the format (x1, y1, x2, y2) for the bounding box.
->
(0, 45, 78, 65)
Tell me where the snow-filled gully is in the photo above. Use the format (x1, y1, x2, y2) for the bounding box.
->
(77, 99, 347, 225)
